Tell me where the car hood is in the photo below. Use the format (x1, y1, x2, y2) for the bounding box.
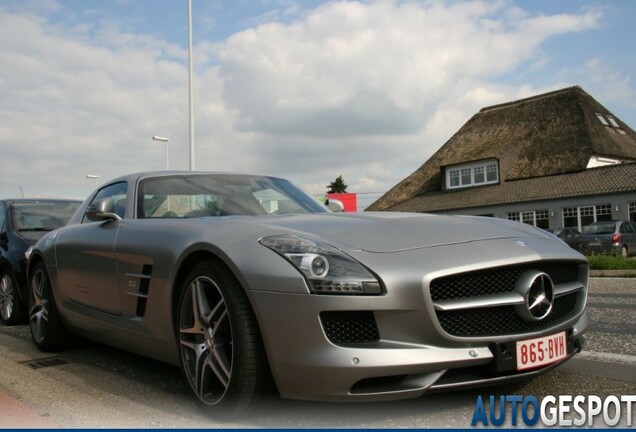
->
(244, 212, 551, 253)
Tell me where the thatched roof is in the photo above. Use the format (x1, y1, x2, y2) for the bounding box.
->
(368, 86, 636, 211)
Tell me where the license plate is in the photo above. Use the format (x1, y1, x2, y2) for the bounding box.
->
(516, 331, 567, 371)
(589, 241, 601, 247)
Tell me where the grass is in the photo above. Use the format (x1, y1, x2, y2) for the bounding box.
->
(586, 254, 636, 270)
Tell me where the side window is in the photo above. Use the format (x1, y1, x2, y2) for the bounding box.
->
(82, 182, 128, 223)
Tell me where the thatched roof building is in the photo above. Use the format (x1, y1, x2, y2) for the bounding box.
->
(367, 86, 636, 226)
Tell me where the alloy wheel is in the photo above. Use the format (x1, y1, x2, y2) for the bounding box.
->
(179, 275, 233, 406)
(0, 274, 15, 322)
(29, 269, 50, 343)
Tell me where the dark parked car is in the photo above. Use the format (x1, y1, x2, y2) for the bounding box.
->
(581, 220, 636, 257)
(547, 227, 583, 251)
(0, 199, 81, 325)
(26, 172, 589, 416)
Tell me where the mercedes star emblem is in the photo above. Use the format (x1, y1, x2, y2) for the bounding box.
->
(514, 270, 555, 322)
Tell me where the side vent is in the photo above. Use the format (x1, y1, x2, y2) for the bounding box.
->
(125, 264, 153, 317)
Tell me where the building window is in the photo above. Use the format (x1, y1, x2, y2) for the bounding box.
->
(486, 163, 498, 182)
(607, 116, 620, 128)
(461, 168, 471, 186)
(580, 206, 595, 227)
(595, 113, 610, 126)
(474, 166, 485, 184)
(563, 207, 578, 228)
(629, 202, 636, 222)
(596, 204, 612, 222)
(449, 170, 459, 187)
(535, 210, 549, 229)
(446, 159, 499, 190)
(507, 210, 549, 229)
(522, 211, 534, 225)
(562, 204, 612, 230)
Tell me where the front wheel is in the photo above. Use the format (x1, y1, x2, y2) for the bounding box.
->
(0, 270, 26, 325)
(177, 260, 271, 417)
(29, 261, 66, 351)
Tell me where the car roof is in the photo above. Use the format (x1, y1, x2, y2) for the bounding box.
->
(101, 171, 285, 186)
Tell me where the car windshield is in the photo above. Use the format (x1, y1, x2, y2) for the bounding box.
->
(12, 201, 81, 231)
(581, 222, 616, 235)
(138, 174, 328, 218)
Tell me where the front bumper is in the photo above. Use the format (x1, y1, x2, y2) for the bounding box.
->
(251, 289, 589, 402)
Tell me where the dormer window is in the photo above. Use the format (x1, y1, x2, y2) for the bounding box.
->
(445, 159, 499, 190)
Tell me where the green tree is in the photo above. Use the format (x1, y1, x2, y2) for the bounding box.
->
(327, 175, 348, 193)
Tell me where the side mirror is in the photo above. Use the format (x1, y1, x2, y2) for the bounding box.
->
(325, 198, 345, 213)
(85, 198, 122, 222)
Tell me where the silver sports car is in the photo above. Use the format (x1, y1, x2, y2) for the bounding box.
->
(27, 171, 589, 415)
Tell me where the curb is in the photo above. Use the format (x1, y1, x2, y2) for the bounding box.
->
(590, 269, 636, 277)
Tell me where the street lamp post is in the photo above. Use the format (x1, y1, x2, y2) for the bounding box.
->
(188, 0, 195, 171)
(152, 136, 170, 170)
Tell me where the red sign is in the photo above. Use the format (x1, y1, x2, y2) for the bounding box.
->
(327, 193, 357, 212)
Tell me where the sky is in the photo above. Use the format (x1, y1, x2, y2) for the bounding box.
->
(1, 0, 635, 208)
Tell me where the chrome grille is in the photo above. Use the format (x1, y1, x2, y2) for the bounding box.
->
(436, 292, 578, 336)
(430, 261, 579, 302)
(430, 261, 585, 337)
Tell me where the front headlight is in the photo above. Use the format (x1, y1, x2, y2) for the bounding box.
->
(259, 234, 382, 295)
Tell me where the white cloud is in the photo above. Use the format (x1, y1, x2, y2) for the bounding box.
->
(209, 0, 605, 193)
(0, 1, 615, 202)
(217, 1, 601, 139)
(0, 6, 196, 197)
(581, 58, 635, 108)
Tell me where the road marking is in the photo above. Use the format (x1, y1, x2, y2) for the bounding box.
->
(578, 350, 636, 366)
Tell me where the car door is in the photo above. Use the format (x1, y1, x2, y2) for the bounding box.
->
(55, 182, 127, 315)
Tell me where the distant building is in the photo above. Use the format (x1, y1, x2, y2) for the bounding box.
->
(368, 86, 636, 229)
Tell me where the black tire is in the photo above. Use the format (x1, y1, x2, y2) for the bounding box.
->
(176, 259, 271, 417)
(29, 261, 66, 352)
(0, 270, 27, 325)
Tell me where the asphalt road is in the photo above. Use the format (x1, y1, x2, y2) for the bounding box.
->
(0, 277, 634, 428)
